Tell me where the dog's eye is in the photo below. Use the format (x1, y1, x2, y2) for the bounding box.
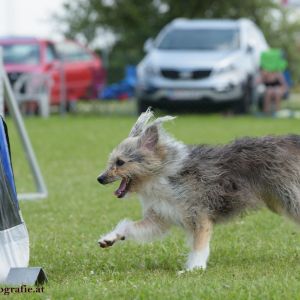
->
(116, 159, 125, 167)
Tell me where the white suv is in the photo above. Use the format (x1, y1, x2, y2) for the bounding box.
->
(136, 18, 268, 113)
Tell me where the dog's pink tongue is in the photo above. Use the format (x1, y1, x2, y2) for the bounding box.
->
(114, 178, 127, 198)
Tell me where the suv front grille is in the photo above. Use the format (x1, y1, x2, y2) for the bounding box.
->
(7, 72, 25, 93)
(161, 69, 211, 80)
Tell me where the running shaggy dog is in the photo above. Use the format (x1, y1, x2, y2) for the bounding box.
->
(97, 109, 300, 271)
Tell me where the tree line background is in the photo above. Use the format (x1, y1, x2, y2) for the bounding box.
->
(55, 0, 300, 85)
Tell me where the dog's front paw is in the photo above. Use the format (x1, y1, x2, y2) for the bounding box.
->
(98, 232, 125, 248)
(98, 238, 115, 248)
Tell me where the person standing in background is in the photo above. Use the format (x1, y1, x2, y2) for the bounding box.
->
(261, 69, 287, 115)
(260, 49, 288, 116)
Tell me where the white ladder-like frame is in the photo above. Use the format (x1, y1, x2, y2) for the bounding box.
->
(0, 49, 47, 200)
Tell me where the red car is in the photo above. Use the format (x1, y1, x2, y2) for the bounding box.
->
(0, 37, 106, 106)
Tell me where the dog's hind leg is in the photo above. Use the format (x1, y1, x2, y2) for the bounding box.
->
(98, 209, 170, 248)
(281, 187, 300, 223)
(265, 184, 300, 223)
(186, 217, 213, 271)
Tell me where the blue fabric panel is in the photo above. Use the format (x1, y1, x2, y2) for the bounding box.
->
(0, 118, 18, 209)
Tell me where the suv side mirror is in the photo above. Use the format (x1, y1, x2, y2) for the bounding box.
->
(45, 59, 60, 71)
(144, 38, 154, 52)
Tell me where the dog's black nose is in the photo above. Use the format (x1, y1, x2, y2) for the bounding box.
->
(97, 175, 106, 184)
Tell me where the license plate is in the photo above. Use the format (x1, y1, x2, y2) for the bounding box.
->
(168, 89, 202, 100)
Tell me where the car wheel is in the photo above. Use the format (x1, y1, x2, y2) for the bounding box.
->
(137, 98, 149, 114)
(65, 100, 77, 113)
(256, 93, 263, 112)
(234, 81, 253, 114)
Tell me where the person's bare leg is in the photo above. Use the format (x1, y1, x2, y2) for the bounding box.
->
(263, 89, 273, 114)
(273, 88, 282, 112)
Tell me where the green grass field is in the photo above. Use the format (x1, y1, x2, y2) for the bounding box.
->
(5, 113, 300, 299)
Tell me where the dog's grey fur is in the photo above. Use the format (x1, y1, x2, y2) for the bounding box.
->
(97, 109, 300, 270)
(172, 135, 300, 223)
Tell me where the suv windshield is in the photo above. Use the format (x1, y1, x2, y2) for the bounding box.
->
(1, 43, 40, 65)
(157, 28, 239, 51)
(55, 42, 92, 62)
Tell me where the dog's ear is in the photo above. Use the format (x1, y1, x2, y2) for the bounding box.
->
(129, 108, 153, 137)
(138, 125, 159, 151)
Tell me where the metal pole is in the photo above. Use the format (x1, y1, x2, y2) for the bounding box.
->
(0, 48, 4, 117)
(59, 62, 66, 114)
(0, 50, 47, 200)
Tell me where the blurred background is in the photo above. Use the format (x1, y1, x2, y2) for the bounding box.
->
(0, 0, 300, 116)
(2, 2, 300, 296)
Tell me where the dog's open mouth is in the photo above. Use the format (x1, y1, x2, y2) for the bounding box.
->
(114, 178, 131, 198)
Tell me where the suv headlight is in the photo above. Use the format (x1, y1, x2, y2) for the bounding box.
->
(213, 63, 236, 75)
(144, 64, 158, 77)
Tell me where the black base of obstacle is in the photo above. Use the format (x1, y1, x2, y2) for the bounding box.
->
(4, 268, 47, 286)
